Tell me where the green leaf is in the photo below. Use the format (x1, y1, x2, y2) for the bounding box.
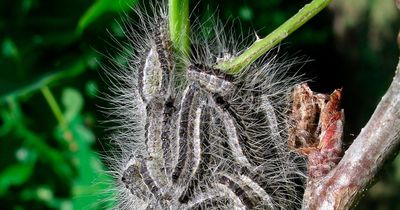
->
(20, 127, 74, 179)
(0, 163, 34, 196)
(239, 6, 253, 21)
(73, 124, 95, 144)
(2, 38, 19, 59)
(49, 86, 114, 208)
(6, 100, 75, 180)
(15, 147, 37, 163)
(85, 81, 98, 98)
(70, 120, 113, 209)
(0, 109, 14, 136)
(62, 88, 83, 123)
(76, 0, 138, 34)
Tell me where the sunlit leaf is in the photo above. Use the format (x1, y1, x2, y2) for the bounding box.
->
(73, 124, 95, 144)
(15, 147, 37, 163)
(85, 81, 98, 98)
(62, 88, 83, 123)
(36, 186, 54, 202)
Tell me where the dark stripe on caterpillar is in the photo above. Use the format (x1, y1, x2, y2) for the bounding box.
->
(219, 173, 277, 210)
(218, 174, 255, 209)
(175, 93, 203, 187)
(139, 18, 173, 103)
(172, 85, 197, 182)
(139, 159, 161, 199)
(178, 105, 212, 204)
(121, 158, 151, 200)
(187, 64, 235, 96)
(184, 186, 246, 210)
(153, 18, 174, 97)
(161, 97, 177, 178)
(210, 94, 252, 169)
(144, 99, 168, 188)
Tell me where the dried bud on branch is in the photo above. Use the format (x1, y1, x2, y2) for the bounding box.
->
(288, 84, 344, 179)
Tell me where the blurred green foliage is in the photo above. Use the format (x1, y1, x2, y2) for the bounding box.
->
(0, 0, 399, 209)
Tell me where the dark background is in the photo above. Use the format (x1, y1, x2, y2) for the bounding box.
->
(0, 0, 399, 209)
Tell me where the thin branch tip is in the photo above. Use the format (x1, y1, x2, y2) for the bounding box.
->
(215, 0, 333, 74)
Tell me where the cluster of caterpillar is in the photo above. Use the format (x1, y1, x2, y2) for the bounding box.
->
(102, 2, 306, 210)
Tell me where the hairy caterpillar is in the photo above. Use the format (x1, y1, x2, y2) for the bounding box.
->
(103, 2, 306, 209)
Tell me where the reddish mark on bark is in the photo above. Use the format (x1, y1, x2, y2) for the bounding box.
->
(288, 83, 344, 178)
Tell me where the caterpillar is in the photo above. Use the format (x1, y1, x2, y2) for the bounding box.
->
(103, 2, 306, 209)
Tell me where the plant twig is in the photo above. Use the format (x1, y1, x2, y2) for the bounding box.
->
(302, 58, 400, 210)
(40, 86, 67, 128)
(215, 0, 333, 74)
(169, 0, 190, 56)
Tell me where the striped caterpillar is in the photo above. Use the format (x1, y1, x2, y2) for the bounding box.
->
(103, 2, 306, 210)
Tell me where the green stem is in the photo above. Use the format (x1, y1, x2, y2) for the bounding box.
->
(169, 0, 190, 57)
(40, 86, 67, 127)
(215, 0, 333, 74)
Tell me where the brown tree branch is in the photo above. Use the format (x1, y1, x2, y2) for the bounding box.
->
(302, 2, 400, 208)
(302, 57, 400, 209)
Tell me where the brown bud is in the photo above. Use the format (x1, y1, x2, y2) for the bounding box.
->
(288, 83, 344, 178)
